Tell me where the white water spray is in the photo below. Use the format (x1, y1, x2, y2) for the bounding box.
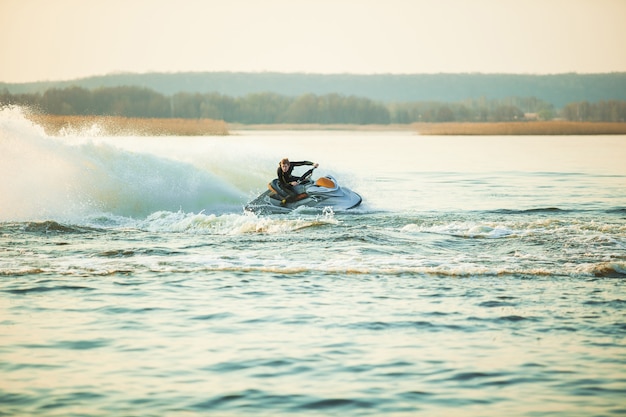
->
(0, 107, 246, 222)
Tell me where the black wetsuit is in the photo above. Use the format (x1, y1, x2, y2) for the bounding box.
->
(276, 161, 315, 200)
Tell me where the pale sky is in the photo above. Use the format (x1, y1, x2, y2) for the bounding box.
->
(1, 0, 625, 83)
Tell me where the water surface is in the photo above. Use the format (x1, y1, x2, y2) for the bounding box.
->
(1, 109, 625, 416)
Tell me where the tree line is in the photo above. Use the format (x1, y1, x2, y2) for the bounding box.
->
(561, 100, 626, 122)
(2, 86, 625, 123)
(5, 72, 625, 107)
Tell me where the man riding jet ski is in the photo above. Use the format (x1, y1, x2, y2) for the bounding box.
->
(245, 158, 362, 214)
(277, 158, 319, 205)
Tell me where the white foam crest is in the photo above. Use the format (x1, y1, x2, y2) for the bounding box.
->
(402, 221, 521, 239)
(402, 217, 626, 243)
(147, 256, 558, 277)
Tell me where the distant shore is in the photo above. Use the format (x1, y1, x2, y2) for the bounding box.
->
(27, 114, 626, 136)
(415, 121, 626, 135)
(232, 121, 626, 135)
(228, 123, 416, 132)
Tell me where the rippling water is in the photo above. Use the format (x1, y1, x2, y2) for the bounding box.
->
(1, 108, 625, 416)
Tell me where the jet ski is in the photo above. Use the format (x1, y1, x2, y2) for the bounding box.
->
(245, 169, 362, 214)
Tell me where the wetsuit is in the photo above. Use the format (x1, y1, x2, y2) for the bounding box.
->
(276, 161, 315, 201)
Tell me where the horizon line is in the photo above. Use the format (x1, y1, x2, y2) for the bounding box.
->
(3, 70, 626, 85)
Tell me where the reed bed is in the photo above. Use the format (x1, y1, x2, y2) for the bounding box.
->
(25, 115, 626, 136)
(228, 123, 415, 131)
(414, 121, 626, 135)
(28, 114, 229, 136)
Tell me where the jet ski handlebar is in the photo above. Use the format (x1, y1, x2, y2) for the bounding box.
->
(297, 166, 317, 184)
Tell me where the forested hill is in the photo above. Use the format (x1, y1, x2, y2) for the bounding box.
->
(3, 72, 626, 108)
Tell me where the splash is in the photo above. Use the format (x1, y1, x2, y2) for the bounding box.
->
(0, 107, 245, 222)
(135, 210, 338, 235)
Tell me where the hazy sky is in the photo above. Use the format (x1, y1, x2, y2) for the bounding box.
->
(1, 0, 625, 83)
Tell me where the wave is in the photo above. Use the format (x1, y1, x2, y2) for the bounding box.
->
(3, 209, 623, 279)
(137, 210, 339, 234)
(606, 207, 626, 214)
(401, 221, 522, 239)
(1, 209, 339, 236)
(21, 220, 96, 234)
(1, 259, 606, 279)
(0, 107, 246, 222)
(492, 207, 567, 214)
(588, 263, 626, 278)
(492, 207, 626, 215)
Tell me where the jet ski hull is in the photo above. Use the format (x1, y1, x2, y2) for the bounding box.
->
(245, 175, 362, 214)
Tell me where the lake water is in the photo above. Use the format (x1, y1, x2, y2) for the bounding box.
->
(1, 107, 625, 416)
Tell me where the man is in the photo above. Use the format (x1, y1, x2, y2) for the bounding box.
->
(277, 158, 319, 205)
